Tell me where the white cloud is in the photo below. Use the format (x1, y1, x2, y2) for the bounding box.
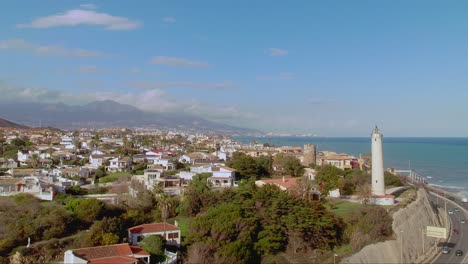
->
(0, 38, 107, 57)
(131, 80, 235, 90)
(162, 17, 176, 23)
(151, 56, 210, 68)
(80, 4, 97, 9)
(268, 48, 288, 56)
(182, 99, 259, 122)
(92, 90, 178, 112)
(17, 9, 141, 30)
(79, 65, 99, 73)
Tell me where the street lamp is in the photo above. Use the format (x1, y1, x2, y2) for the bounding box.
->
(333, 253, 338, 264)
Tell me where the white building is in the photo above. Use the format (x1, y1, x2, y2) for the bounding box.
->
(60, 136, 74, 145)
(107, 157, 132, 172)
(128, 223, 181, 247)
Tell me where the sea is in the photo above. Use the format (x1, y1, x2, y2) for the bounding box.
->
(233, 137, 468, 198)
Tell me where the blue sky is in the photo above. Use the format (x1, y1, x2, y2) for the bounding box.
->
(1, 1, 468, 136)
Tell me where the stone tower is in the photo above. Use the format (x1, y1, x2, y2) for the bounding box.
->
(371, 126, 385, 196)
(302, 144, 316, 167)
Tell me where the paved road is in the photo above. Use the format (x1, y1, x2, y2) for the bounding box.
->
(428, 189, 468, 264)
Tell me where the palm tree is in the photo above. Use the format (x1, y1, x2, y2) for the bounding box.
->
(356, 183, 372, 205)
(31, 153, 40, 169)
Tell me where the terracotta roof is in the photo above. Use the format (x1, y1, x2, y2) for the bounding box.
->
(0, 178, 23, 185)
(257, 177, 298, 190)
(128, 223, 180, 234)
(72, 243, 149, 261)
(88, 256, 138, 264)
(130, 246, 148, 255)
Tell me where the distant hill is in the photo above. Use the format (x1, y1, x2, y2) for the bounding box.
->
(0, 118, 29, 129)
(0, 100, 262, 135)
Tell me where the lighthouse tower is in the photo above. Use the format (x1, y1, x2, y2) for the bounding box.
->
(371, 126, 385, 196)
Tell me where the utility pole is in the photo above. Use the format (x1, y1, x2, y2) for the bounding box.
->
(400, 230, 404, 264)
(422, 229, 425, 256)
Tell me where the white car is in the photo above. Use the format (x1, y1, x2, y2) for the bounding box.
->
(448, 210, 454, 215)
(461, 219, 466, 224)
(442, 246, 450, 254)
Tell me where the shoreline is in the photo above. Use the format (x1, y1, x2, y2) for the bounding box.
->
(425, 183, 467, 201)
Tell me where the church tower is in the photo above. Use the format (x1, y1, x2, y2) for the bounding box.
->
(371, 126, 385, 196)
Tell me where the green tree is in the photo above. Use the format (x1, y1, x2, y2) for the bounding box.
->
(226, 152, 259, 180)
(255, 156, 272, 177)
(282, 156, 304, 176)
(65, 198, 106, 223)
(139, 235, 165, 256)
(101, 233, 119, 245)
(314, 165, 343, 197)
(384, 171, 403, 187)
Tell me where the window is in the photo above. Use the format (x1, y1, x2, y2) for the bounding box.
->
(168, 232, 179, 239)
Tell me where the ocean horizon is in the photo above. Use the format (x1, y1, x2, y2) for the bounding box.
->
(234, 136, 468, 198)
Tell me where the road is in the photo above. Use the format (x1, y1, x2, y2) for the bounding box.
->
(427, 189, 468, 264)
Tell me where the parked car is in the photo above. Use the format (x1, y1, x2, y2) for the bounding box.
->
(461, 219, 466, 224)
(453, 229, 459, 235)
(455, 250, 463, 256)
(448, 210, 453, 215)
(454, 208, 459, 212)
(442, 246, 450, 254)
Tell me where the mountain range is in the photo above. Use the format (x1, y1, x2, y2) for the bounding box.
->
(0, 100, 261, 135)
(0, 118, 29, 129)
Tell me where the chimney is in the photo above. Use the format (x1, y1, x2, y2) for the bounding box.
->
(282, 176, 285, 183)
(174, 220, 178, 227)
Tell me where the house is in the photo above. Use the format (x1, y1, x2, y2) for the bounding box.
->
(132, 169, 184, 195)
(255, 177, 322, 199)
(107, 157, 132, 172)
(60, 136, 74, 145)
(178, 152, 219, 164)
(17, 149, 32, 163)
(89, 154, 118, 168)
(51, 150, 76, 161)
(0, 158, 18, 168)
(63, 243, 150, 264)
(211, 151, 227, 161)
(207, 165, 236, 187)
(128, 223, 181, 247)
(0, 176, 54, 200)
(153, 155, 174, 170)
(316, 151, 357, 170)
(133, 154, 146, 163)
(189, 164, 237, 188)
(255, 177, 299, 191)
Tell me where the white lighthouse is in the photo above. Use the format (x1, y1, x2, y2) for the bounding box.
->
(371, 126, 385, 196)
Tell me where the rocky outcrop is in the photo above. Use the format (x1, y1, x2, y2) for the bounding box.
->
(342, 189, 444, 263)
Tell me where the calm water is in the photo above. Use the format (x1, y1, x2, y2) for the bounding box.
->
(234, 137, 468, 197)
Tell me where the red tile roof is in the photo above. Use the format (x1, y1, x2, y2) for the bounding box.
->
(130, 246, 148, 255)
(128, 223, 180, 234)
(88, 256, 138, 264)
(257, 177, 298, 190)
(72, 243, 149, 262)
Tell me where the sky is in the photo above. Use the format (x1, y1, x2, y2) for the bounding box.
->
(1, 0, 468, 136)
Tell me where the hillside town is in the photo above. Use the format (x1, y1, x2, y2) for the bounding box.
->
(0, 124, 410, 264)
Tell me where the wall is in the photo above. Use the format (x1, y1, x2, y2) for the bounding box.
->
(342, 189, 444, 264)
